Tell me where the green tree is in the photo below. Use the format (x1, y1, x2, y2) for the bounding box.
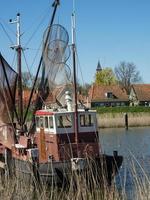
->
(78, 83, 91, 96)
(95, 67, 117, 85)
(114, 61, 142, 94)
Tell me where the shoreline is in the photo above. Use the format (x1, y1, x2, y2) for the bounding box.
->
(97, 112, 150, 128)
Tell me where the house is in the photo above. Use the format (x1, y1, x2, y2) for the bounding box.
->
(88, 84, 129, 107)
(129, 84, 150, 106)
(44, 85, 73, 107)
(16, 89, 37, 108)
(45, 84, 89, 109)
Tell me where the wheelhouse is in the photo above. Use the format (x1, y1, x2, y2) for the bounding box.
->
(34, 109, 99, 161)
(35, 109, 98, 134)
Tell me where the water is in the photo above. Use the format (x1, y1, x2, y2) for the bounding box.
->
(99, 127, 150, 199)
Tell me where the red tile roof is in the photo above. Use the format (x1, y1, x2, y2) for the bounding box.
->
(45, 85, 66, 104)
(132, 84, 150, 101)
(16, 89, 37, 106)
(45, 85, 88, 105)
(88, 84, 128, 102)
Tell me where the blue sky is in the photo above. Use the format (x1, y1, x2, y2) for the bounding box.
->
(1, 0, 150, 84)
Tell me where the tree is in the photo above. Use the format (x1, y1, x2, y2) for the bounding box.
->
(95, 67, 117, 85)
(78, 83, 91, 96)
(114, 61, 142, 94)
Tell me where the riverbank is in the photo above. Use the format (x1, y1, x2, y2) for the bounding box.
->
(97, 112, 150, 128)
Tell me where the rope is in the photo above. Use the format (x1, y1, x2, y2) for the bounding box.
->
(0, 22, 14, 45)
(24, 8, 50, 47)
(22, 50, 34, 80)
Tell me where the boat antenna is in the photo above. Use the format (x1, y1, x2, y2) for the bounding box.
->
(10, 13, 23, 131)
(71, 0, 78, 146)
(23, 0, 60, 125)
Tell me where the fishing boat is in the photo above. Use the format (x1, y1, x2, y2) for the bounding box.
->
(0, 0, 123, 187)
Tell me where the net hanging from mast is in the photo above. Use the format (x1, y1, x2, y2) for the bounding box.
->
(0, 53, 18, 124)
(36, 24, 71, 107)
(43, 24, 71, 89)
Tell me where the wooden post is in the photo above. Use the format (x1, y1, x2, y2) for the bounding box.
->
(5, 148, 13, 179)
(124, 113, 128, 130)
(39, 127, 47, 162)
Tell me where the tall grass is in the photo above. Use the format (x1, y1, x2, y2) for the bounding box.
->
(0, 170, 120, 200)
(0, 156, 150, 200)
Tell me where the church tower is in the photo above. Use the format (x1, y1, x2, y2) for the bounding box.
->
(96, 60, 102, 72)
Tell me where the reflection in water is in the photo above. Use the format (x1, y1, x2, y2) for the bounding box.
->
(99, 127, 150, 200)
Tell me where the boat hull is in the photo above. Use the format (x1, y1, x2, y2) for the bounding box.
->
(7, 153, 123, 187)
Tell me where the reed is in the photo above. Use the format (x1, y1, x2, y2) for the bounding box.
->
(0, 155, 150, 199)
(97, 113, 150, 128)
(0, 175, 120, 199)
(0, 159, 147, 199)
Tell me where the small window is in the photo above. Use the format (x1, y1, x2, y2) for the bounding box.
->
(80, 114, 94, 127)
(40, 117, 44, 128)
(111, 102, 115, 107)
(116, 102, 120, 106)
(57, 114, 72, 128)
(49, 116, 54, 128)
(45, 117, 48, 128)
(107, 92, 113, 98)
(121, 102, 125, 106)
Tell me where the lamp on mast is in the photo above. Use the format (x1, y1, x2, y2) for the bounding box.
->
(9, 13, 21, 48)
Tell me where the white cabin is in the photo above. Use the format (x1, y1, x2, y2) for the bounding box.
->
(35, 109, 98, 134)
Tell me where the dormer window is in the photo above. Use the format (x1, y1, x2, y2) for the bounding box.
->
(105, 92, 113, 98)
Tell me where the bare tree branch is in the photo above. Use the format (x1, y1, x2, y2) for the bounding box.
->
(115, 61, 142, 94)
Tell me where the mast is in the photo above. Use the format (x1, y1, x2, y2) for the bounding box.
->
(10, 13, 23, 131)
(71, 6, 78, 145)
(23, 0, 60, 125)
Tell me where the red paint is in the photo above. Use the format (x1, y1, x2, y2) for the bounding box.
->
(35, 110, 54, 116)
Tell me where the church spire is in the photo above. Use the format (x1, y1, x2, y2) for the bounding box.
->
(96, 60, 102, 72)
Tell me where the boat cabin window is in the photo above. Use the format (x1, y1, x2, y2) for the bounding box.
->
(36, 117, 44, 128)
(80, 114, 94, 127)
(36, 116, 54, 129)
(49, 116, 53, 128)
(57, 114, 72, 128)
(45, 117, 48, 128)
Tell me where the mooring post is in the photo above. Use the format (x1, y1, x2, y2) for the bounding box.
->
(124, 113, 128, 130)
(4, 148, 13, 180)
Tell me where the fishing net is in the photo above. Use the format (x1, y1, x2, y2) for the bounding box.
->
(35, 24, 71, 109)
(0, 54, 17, 124)
(43, 24, 71, 90)
(29, 24, 72, 131)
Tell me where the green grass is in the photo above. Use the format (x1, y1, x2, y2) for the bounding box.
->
(94, 106, 150, 114)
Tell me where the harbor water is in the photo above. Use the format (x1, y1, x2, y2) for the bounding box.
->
(99, 127, 150, 199)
